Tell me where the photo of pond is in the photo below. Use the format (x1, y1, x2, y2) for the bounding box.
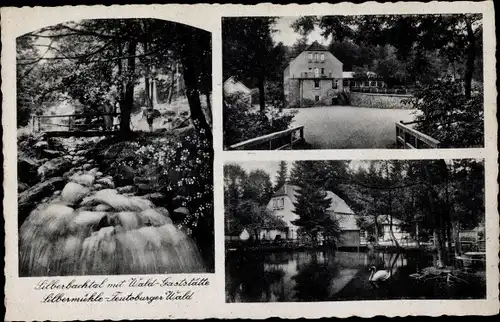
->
(226, 250, 486, 302)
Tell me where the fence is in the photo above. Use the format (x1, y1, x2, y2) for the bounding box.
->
(32, 112, 120, 134)
(396, 121, 440, 149)
(228, 125, 305, 150)
(351, 87, 413, 95)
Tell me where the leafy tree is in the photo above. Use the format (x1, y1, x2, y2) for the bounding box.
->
(405, 76, 483, 148)
(17, 18, 212, 138)
(243, 169, 274, 206)
(223, 17, 283, 111)
(223, 92, 296, 147)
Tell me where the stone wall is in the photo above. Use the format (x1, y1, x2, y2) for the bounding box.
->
(349, 92, 413, 109)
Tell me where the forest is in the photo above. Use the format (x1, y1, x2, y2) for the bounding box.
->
(17, 19, 215, 274)
(223, 14, 484, 148)
(225, 159, 485, 269)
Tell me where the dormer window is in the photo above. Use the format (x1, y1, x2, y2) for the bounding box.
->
(308, 53, 313, 60)
(320, 53, 325, 61)
(314, 53, 319, 60)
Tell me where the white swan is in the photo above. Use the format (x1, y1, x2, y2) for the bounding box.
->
(368, 265, 391, 288)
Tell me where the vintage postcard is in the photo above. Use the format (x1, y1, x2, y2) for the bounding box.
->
(2, 1, 499, 320)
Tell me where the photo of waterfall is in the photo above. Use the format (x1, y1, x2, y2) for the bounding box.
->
(16, 18, 214, 276)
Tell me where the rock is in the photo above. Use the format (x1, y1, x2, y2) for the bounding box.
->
(94, 204, 112, 212)
(35, 141, 48, 149)
(18, 156, 40, 184)
(89, 167, 100, 175)
(96, 177, 115, 188)
(94, 183, 104, 190)
(70, 174, 95, 187)
(37, 157, 73, 180)
(82, 163, 93, 171)
(174, 207, 190, 215)
(141, 192, 166, 204)
(53, 190, 61, 196)
(95, 171, 103, 178)
(60, 182, 90, 205)
(71, 160, 79, 165)
(114, 164, 135, 186)
(18, 177, 66, 223)
(62, 167, 79, 180)
(42, 149, 62, 159)
(18, 182, 29, 192)
(70, 151, 76, 156)
(137, 183, 155, 194)
(116, 185, 135, 194)
(76, 149, 87, 156)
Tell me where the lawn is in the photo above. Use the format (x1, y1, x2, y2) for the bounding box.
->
(289, 106, 418, 149)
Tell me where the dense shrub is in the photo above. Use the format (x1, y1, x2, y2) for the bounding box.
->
(223, 93, 296, 148)
(404, 76, 484, 148)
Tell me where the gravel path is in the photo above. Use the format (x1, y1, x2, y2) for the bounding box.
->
(289, 106, 418, 149)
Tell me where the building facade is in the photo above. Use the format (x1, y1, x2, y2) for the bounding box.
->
(261, 184, 361, 247)
(283, 41, 344, 107)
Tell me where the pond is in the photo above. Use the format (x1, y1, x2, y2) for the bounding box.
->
(225, 250, 486, 302)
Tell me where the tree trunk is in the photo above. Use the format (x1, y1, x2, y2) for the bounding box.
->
(179, 30, 213, 142)
(120, 39, 137, 136)
(167, 69, 175, 104)
(453, 220, 461, 256)
(145, 76, 151, 107)
(258, 77, 266, 112)
(205, 91, 212, 128)
(464, 17, 476, 99)
(423, 162, 447, 267)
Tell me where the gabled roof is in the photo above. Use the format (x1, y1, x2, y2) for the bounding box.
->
(271, 184, 358, 231)
(305, 41, 328, 52)
(273, 184, 354, 215)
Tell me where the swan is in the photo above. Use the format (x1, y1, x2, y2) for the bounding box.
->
(368, 265, 391, 288)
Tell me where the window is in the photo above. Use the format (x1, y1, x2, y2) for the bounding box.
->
(278, 198, 284, 209)
(272, 199, 278, 209)
(332, 80, 338, 89)
(315, 95, 320, 102)
(314, 68, 319, 78)
(320, 53, 325, 61)
(314, 53, 318, 60)
(308, 53, 312, 60)
(343, 80, 349, 87)
(314, 80, 320, 88)
(321, 68, 324, 75)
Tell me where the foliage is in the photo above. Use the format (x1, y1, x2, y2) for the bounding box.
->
(274, 161, 288, 191)
(17, 18, 212, 136)
(289, 161, 342, 245)
(224, 163, 286, 237)
(223, 17, 286, 110)
(405, 76, 484, 148)
(106, 129, 213, 249)
(223, 92, 296, 148)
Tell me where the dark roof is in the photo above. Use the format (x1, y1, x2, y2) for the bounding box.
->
(305, 41, 328, 52)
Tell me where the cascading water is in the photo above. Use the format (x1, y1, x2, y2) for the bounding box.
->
(19, 168, 206, 276)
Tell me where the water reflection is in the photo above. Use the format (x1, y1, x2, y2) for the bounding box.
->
(226, 250, 445, 302)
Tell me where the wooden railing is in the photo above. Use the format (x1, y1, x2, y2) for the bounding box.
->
(396, 121, 440, 149)
(32, 112, 120, 134)
(228, 126, 305, 150)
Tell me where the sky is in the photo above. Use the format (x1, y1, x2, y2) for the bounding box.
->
(271, 16, 332, 47)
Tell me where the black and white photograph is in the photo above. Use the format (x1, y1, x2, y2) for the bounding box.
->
(225, 159, 486, 302)
(16, 18, 214, 276)
(222, 14, 484, 150)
